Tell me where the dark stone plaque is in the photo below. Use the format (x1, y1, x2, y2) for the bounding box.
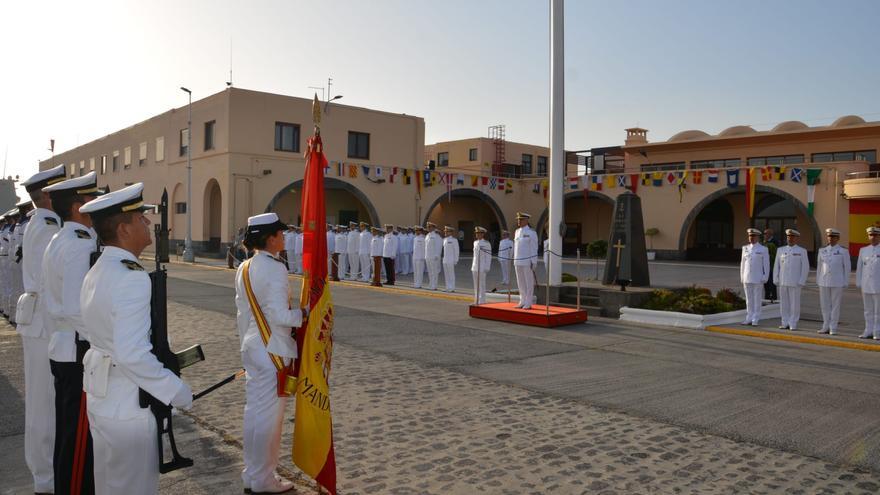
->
(602, 191, 650, 287)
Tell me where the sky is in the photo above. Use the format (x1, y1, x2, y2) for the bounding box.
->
(1, 0, 879, 192)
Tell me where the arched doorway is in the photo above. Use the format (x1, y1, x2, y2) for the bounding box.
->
(687, 197, 735, 261)
(535, 191, 614, 255)
(203, 179, 222, 254)
(169, 182, 183, 238)
(266, 178, 379, 227)
(422, 189, 507, 252)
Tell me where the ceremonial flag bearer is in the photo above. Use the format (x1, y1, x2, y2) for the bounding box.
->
(79, 183, 194, 495)
(234, 212, 305, 493)
(18, 163, 66, 494)
(42, 172, 104, 495)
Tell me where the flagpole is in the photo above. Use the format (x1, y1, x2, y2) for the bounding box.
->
(548, 0, 564, 287)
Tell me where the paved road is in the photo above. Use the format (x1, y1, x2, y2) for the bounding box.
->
(2, 260, 879, 494)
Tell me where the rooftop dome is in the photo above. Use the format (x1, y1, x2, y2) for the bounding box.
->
(668, 129, 711, 142)
(771, 120, 809, 132)
(830, 115, 866, 127)
(718, 125, 757, 137)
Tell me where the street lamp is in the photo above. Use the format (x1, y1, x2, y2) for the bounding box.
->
(324, 95, 343, 113)
(180, 86, 195, 262)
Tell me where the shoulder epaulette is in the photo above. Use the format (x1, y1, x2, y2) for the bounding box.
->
(120, 259, 145, 271)
(75, 229, 92, 240)
(45, 217, 59, 226)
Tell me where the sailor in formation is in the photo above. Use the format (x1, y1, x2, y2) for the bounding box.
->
(0, 212, 11, 317)
(346, 221, 360, 280)
(283, 225, 296, 274)
(333, 225, 347, 281)
(425, 222, 443, 290)
(740, 228, 770, 326)
(369, 226, 384, 286)
(412, 226, 427, 289)
(472, 226, 492, 304)
(358, 222, 372, 282)
(234, 212, 305, 494)
(772, 229, 810, 331)
(382, 223, 398, 285)
(441, 226, 459, 292)
(816, 228, 850, 335)
(857, 226, 880, 339)
(9, 201, 33, 322)
(293, 225, 304, 274)
(42, 172, 104, 495)
(513, 212, 539, 309)
(17, 164, 66, 494)
(78, 183, 194, 494)
(326, 223, 336, 274)
(498, 230, 513, 286)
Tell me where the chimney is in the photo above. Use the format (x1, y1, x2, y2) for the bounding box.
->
(625, 127, 648, 146)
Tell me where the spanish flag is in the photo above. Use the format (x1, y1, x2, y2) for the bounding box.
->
(850, 199, 880, 256)
(294, 121, 336, 494)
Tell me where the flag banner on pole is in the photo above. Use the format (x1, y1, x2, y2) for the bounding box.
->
(569, 177, 579, 190)
(692, 170, 702, 184)
(677, 171, 688, 203)
(589, 175, 603, 191)
(726, 169, 739, 188)
(629, 174, 639, 194)
(707, 169, 719, 183)
(745, 167, 756, 217)
(774, 166, 786, 180)
(294, 127, 336, 495)
(361, 165, 370, 177)
(456, 173, 465, 185)
(760, 166, 771, 181)
(651, 172, 663, 187)
(806, 168, 822, 216)
(790, 167, 803, 183)
(389, 167, 398, 183)
(616, 175, 628, 188)
(666, 172, 676, 185)
(641, 173, 651, 186)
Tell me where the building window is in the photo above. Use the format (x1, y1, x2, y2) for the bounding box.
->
(175, 202, 187, 214)
(537, 155, 548, 175)
(747, 155, 804, 166)
(690, 159, 741, 170)
(521, 154, 533, 175)
(89, 157, 95, 172)
(642, 162, 686, 172)
(856, 150, 877, 163)
(112, 150, 119, 172)
(123, 146, 132, 169)
(468, 148, 477, 161)
(180, 128, 189, 156)
(204, 120, 215, 150)
(100, 155, 107, 175)
(79, 160, 85, 175)
(274, 122, 300, 152)
(139, 142, 147, 166)
(437, 152, 449, 167)
(155, 136, 165, 162)
(347, 131, 370, 159)
(69, 164, 76, 176)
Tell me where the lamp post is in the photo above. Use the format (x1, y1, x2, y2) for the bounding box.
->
(180, 86, 195, 262)
(324, 95, 343, 114)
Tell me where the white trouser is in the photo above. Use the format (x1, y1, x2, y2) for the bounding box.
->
(443, 262, 456, 291)
(347, 253, 360, 280)
(426, 258, 441, 290)
(89, 408, 157, 495)
(500, 258, 511, 285)
(413, 259, 426, 288)
(863, 292, 880, 338)
(286, 250, 295, 273)
(778, 285, 802, 329)
(742, 283, 764, 324)
(241, 345, 288, 491)
(327, 255, 333, 274)
(295, 253, 303, 274)
(22, 335, 55, 493)
(336, 252, 347, 278)
(406, 253, 413, 274)
(515, 264, 536, 308)
(360, 254, 372, 281)
(472, 270, 487, 304)
(819, 286, 843, 331)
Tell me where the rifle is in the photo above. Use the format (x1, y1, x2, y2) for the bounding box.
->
(139, 188, 205, 473)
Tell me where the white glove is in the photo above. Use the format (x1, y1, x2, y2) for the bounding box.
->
(171, 381, 193, 411)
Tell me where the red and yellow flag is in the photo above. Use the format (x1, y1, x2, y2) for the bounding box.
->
(294, 126, 336, 494)
(745, 167, 757, 218)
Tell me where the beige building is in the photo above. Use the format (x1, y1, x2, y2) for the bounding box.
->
(425, 137, 580, 178)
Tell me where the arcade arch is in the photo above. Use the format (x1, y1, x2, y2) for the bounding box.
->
(266, 178, 379, 227)
(535, 191, 614, 255)
(422, 189, 507, 251)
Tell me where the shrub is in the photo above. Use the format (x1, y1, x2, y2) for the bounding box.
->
(561, 273, 577, 283)
(638, 286, 744, 315)
(587, 239, 608, 259)
(715, 288, 746, 310)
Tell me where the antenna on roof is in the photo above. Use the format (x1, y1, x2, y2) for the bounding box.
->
(2, 145, 7, 178)
(226, 37, 233, 87)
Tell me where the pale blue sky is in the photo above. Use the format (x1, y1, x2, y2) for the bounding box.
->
(1, 0, 878, 187)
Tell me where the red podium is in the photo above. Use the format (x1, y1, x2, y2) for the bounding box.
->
(469, 302, 588, 328)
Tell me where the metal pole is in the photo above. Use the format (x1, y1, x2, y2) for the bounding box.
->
(545, 250, 550, 316)
(182, 88, 195, 262)
(576, 248, 581, 311)
(548, 0, 564, 287)
(475, 245, 480, 305)
(506, 253, 511, 304)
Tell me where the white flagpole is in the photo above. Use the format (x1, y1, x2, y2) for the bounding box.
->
(548, 0, 564, 287)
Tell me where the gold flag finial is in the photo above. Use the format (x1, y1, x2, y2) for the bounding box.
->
(312, 94, 321, 126)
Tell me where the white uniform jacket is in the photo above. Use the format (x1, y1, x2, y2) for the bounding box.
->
(425, 232, 443, 260)
(334, 233, 346, 254)
(498, 238, 513, 261)
(817, 245, 851, 288)
(740, 242, 770, 285)
(80, 247, 187, 418)
(773, 245, 810, 287)
(513, 226, 539, 267)
(326, 231, 335, 254)
(856, 244, 880, 294)
(234, 251, 302, 358)
(472, 240, 491, 272)
(382, 233, 398, 258)
(412, 235, 426, 260)
(283, 232, 295, 252)
(442, 237, 459, 264)
(359, 231, 372, 256)
(346, 231, 359, 255)
(294, 233, 303, 255)
(370, 235, 384, 257)
(18, 208, 62, 338)
(42, 222, 97, 362)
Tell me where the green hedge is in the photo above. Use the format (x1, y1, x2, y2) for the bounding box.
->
(639, 286, 746, 315)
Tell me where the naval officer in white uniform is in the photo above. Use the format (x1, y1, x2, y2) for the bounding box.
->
(17, 163, 66, 494)
(425, 222, 443, 290)
(816, 228, 851, 335)
(857, 226, 880, 339)
(472, 226, 492, 304)
(79, 183, 194, 495)
(442, 226, 459, 292)
(773, 229, 810, 331)
(513, 212, 539, 309)
(498, 230, 513, 286)
(740, 228, 770, 326)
